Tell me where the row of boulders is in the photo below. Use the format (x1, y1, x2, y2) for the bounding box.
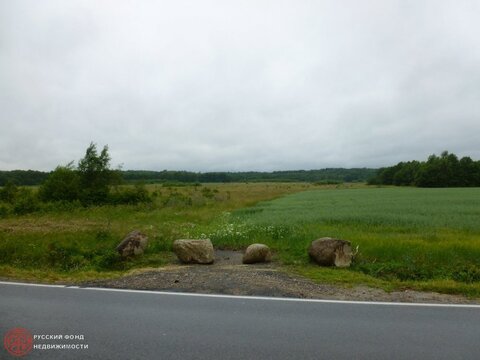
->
(117, 234, 273, 265)
(172, 239, 272, 265)
(116, 231, 355, 267)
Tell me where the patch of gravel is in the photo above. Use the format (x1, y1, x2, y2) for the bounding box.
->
(81, 250, 478, 304)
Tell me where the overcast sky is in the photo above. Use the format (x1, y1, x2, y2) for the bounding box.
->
(1, 1, 479, 171)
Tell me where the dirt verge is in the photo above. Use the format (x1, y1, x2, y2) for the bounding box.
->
(82, 250, 478, 304)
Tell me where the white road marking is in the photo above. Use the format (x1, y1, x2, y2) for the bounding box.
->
(1, 280, 479, 308)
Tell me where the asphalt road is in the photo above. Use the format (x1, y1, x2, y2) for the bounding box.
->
(1, 282, 479, 360)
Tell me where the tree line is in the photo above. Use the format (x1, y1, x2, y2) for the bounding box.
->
(1, 167, 376, 186)
(368, 151, 480, 187)
(0, 170, 49, 186)
(122, 168, 376, 184)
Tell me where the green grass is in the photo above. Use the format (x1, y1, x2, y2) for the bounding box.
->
(1, 184, 479, 297)
(194, 187, 480, 296)
(0, 183, 315, 281)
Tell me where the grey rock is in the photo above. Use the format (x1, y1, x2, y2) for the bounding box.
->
(173, 239, 215, 264)
(308, 237, 353, 267)
(243, 244, 272, 264)
(116, 231, 148, 258)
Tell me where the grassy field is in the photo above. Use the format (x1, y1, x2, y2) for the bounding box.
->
(1, 183, 479, 297)
(0, 182, 315, 282)
(199, 187, 480, 296)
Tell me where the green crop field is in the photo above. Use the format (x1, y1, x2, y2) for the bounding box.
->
(197, 187, 480, 296)
(1, 184, 479, 297)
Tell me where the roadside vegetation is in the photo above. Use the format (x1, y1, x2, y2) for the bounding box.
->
(0, 180, 315, 282)
(1, 182, 479, 297)
(1, 144, 479, 298)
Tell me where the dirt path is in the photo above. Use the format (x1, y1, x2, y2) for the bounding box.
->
(82, 250, 478, 304)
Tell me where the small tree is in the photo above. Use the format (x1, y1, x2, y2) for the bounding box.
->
(37, 142, 148, 206)
(77, 143, 118, 204)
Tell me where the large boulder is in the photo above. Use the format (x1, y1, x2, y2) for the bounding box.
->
(243, 243, 272, 264)
(116, 231, 148, 258)
(308, 237, 353, 267)
(173, 239, 215, 264)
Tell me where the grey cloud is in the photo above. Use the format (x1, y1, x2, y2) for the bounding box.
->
(1, 0, 479, 171)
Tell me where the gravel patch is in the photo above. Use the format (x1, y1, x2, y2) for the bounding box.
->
(82, 250, 478, 304)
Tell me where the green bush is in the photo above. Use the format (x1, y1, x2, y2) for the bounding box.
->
(163, 192, 192, 206)
(201, 187, 215, 199)
(38, 143, 121, 206)
(0, 181, 19, 203)
(94, 251, 125, 270)
(109, 184, 151, 205)
(12, 189, 40, 215)
(0, 203, 12, 218)
(40, 200, 83, 213)
(38, 164, 80, 202)
(47, 242, 73, 270)
(452, 265, 480, 283)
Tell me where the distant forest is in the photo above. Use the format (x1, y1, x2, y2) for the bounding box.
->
(0, 170, 49, 186)
(0, 168, 376, 186)
(368, 151, 480, 187)
(3, 151, 479, 188)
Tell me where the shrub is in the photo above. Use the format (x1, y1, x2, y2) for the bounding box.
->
(94, 251, 125, 270)
(0, 181, 19, 203)
(38, 163, 80, 202)
(201, 187, 215, 199)
(40, 200, 83, 213)
(109, 184, 151, 205)
(47, 242, 73, 270)
(38, 143, 121, 206)
(12, 188, 40, 215)
(163, 192, 192, 206)
(0, 203, 11, 218)
(452, 265, 480, 283)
